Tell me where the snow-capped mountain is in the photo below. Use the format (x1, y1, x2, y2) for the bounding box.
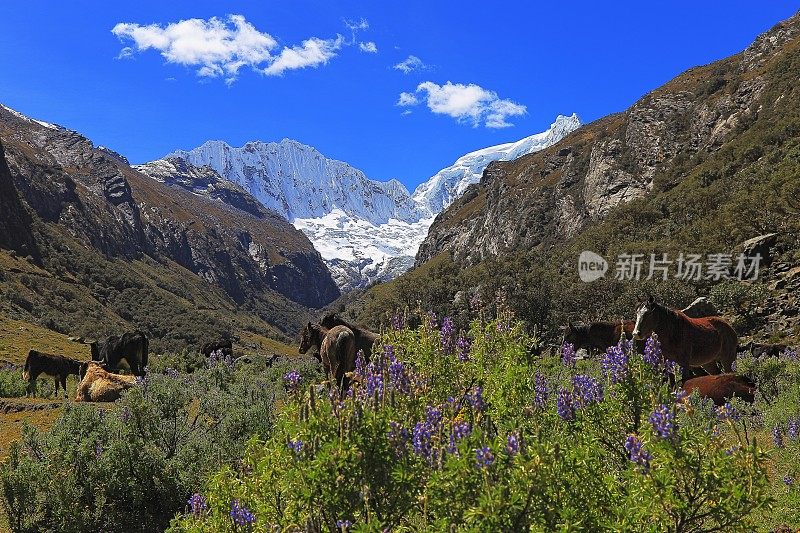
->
(165, 139, 426, 225)
(412, 114, 582, 213)
(145, 114, 580, 291)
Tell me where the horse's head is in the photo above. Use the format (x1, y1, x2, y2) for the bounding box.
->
(632, 293, 659, 340)
(320, 313, 339, 330)
(299, 322, 321, 355)
(88, 341, 102, 362)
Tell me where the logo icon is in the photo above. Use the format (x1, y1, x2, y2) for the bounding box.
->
(578, 251, 608, 282)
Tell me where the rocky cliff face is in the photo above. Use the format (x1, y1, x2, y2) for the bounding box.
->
(0, 105, 339, 313)
(0, 138, 37, 258)
(417, 13, 800, 266)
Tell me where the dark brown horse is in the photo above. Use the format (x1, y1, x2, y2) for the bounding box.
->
(681, 373, 756, 406)
(299, 322, 357, 391)
(320, 314, 378, 361)
(22, 350, 82, 397)
(632, 295, 738, 374)
(562, 321, 636, 353)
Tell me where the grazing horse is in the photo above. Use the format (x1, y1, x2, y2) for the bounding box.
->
(681, 373, 756, 406)
(299, 322, 357, 391)
(320, 314, 379, 361)
(90, 331, 149, 376)
(632, 295, 738, 375)
(22, 350, 82, 397)
(562, 321, 636, 353)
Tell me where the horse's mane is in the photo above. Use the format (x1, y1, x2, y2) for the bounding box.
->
(321, 314, 377, 338)
(653, 302, 685, 346)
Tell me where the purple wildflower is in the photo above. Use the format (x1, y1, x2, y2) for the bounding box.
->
(475, 446, 494, 469)
(557, 387, 576, 421)
(448, 421, 471, 454)
(561, 343, 577, 368)
(649, 404, 675, 439)
(664, 359, 682, 377)
(165, 367, 179, 378)
(716, 402, 740, 422)
(624, 435, 652, 473)
(336, 520, 353, 531)
(534, 373, 548, 409)
(391, 314, 405, 331)
(388, 421, 410, 457)
(774, 425, 785, 449)
(642, 334, 662, 368)
(788, 417, 799, 441)
(388, 356, 410, 394)
(469, 291, 483, 313)
(782, 347, 798, 361)
(784, 475, 795, 487)
(601, 344, 629, 384)
(283, 370, 302, 392)
(673, 389, 688, 403)
(229, 500, 255, 526)
(456, 332, 472, 361)
(94, 441, 103, 458)
(724, 445, 740, 456)
(572, 374, 603, 407)
(288, 439, 303, 458)
(354, 351, 367, 376)
(412, 406, 443, 462)
(440, 317, 456, 353)
(507, 433, 521, 456)
(425, 311, 439, 330)
(468, 386, 485, 413)
(188, 493, 206, 517)
(120, 406, 131, 424)
(364, 364, 384, 398)
(496, 321, 511, 334)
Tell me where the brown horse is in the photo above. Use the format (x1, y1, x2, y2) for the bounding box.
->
(320, 314, 379, 361)
(680, 373, 756, 406)
(632, 295, 738, 374)
(562, 321, 636, 353)
(299, 322, 357, 391)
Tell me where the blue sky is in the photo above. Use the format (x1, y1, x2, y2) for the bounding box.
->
(0, 1, 798, 191)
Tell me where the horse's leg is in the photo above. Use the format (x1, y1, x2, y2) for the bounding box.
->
(60, 375, 68, 397)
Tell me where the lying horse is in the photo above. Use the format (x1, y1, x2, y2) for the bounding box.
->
(562, 321, 636, 353)
(632, 294, 738, 375)
(299, 322, 357, 391)
(321, 314, 378, 361)
(75, 361, 137, 402)
(22, 350, 82, 397)
(681, 373, 756, 406)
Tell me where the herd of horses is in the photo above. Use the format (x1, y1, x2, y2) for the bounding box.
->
(19, 294, 779, 406)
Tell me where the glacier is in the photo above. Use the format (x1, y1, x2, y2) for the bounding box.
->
(146, 114, 581, 291)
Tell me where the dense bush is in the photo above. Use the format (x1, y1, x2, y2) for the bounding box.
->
(171, 312, 791, 532)
(0, 355, 322, 533)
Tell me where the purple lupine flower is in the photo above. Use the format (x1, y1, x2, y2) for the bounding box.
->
(456, 332, 472, 362)
(365, 364, 384, 398)
(336, 520, 353, 531)
(120, 406, 131, 424)
(730, 359, 737, 372)
(412, 405, 444, 462)
(283, 370, 302, 391)
(188, 493, 207, 517)
(164, 367, 179, 378)
(534, 373, 548, 409)
(784, 475, 795, 487)
(288, 439, 304, 458)
(556, 387, 576, 421)
(782, 347, 798, 361)
(673, 389, 689, 403)
(388, 356, 410, 394)
(649, 404, 675, 439)
(496, 321, 511, 334)
(388, 421, 411, 457)
(440, 317, 456, 353)
(94, 441, 103, 458)
(572, 374, 603, 407)
(601, 344, 629, 384)
(468, 386, 485, 413)
(724, 445, 740, 456)
(469, 291, 483, 313)
(618, 337, 634, 354)
(391, 314, 405, 331)
(229, 500, 255, 526)
(716, 402, 740, 422)
(624, 435, 652, 473)
(642, 334, 662, 368)
(664, 359, 682, 377)
(448, 421, 471, 454)
(788, 417, 799, 441)
(561, 343, 577, 368)
(774, 425, 785, 448)
(475, 446, 494, 469)
(354, 350, 367, 376)
(507, 433, 521, 456)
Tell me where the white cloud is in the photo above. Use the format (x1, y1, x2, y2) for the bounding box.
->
(412, 81, 526, 128)
(264, 35, 344, 76)
(401, 109, 413, 116)
(359, 41, 378, 53)
(393, 55, 426, 74)
(112, 14, 367, 82)
(396, 92, 418, 106)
